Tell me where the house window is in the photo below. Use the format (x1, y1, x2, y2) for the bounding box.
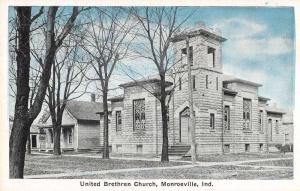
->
(116, 111, 122, 131)
(224, 144, 230, 153)
(133, 99, 146, 130)
(68, 128, 73, 144)
(275, 120, 279, 134)
(116, 144, 122, 152)
(216, 77, 218, 90)
(178, 77, 182, 90)
(243, 98, 252, 129)
(259, 143, 263, 151)
(206, 75, 208, 89)
(49, 129, 53, 143)
(259, 110, 263, 131)
(208, 47, 216, 68)
(181, 46, 193, 66)
(285, 133, 289, 142)
(210, 113, 215, 129)
(136, 144, 143, 153)
(192, 75, 196, 90)
(224, 105, 230, 130)
(245, 144, 250, 152)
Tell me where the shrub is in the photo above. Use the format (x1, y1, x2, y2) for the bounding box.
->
(281, 144, 290, 154)
(275, 144, 282, 151)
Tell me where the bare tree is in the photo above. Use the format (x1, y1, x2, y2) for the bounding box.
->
(81, 7, 135, 159)
(45, 38, 89, 155)
(131, 7, 192, 162)
(9, 6, 81, 178)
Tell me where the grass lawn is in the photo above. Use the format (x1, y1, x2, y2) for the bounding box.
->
(244, 159, 293, 167)
(24, 154, 186, 176)
(60, 165, 293, 179)
(192, 152, 293, 162)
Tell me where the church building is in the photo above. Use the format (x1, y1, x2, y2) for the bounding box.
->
(37, 24, 287, 156)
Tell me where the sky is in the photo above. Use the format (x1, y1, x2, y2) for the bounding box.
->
(183, 7, 295, 109)
(8, 7, 295, 114)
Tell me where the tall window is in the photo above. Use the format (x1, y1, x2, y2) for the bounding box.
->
(224, 105, 230, 130)
(243, 98, 252, 129)
(49, 129, 53, 143)
(181, 46, 193, 66)
(116, 111, 122, 131)
(68, 128, 73, 144)
(210, 113, 215, 129)
(275, 120, 279, 134)
(268, 119, 272, 141)
(259, 110, 263, 131)
(133, 99, 146, 130)
(192, 75, 196, 90)
(178, 77, 182, 90)
(206, 75, 208, 89)
(216, 77, 218, 90)
(208, 47, 216, 68)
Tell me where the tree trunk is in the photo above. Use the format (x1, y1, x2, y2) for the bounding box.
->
(160, 75, 169, 162)
(27, 133, 31, 154)
(9, 7, 32, 179)
(102, 89, 109, 159)
(53, 124, 62, 155)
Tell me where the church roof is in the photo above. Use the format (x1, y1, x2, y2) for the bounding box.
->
(170, 25, 227, 43)
(223, 74, 262, 87)
(266, 106, 286, 114)
(119, 77, 173, 88)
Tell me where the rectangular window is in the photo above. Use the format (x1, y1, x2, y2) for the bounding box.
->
(245, 144, 250, 152)
(210, 113, 215, 129)
(133, 99, 146, 130)
(285, 133, 289, 142)
(181, 46, 193, 66)
(49, 129, 53, 143)
(216, 77, 218, 90)
(243, 98, 252, 129)
(268, 119, 272, 141)
(259, 110, 263, 131)
(259, 143, 263, 151)
(224, 144, 230, 153)
(192, 75, 196, 90)
(178, 77, 182, 90)
(136, 144, 143, 153)
(275, 120, 279, 134)
(224, 105, 230, 130)
(116, 144, 122, 152)
(68, 128, 73, 144)
(206, 75, 208, 89)
(208, 47, 216, 68)
(116, 111, 122, 131)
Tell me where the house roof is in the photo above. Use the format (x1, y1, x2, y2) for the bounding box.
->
(66, 100, 111, 121)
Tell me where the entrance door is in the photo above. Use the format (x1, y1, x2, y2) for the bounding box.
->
(180, 107, 191, 144)
(31, 135, 37, 148)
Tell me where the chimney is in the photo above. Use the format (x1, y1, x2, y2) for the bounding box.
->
(91, 93, 96, 102)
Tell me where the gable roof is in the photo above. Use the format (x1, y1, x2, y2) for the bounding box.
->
(66, 100, 110, 121)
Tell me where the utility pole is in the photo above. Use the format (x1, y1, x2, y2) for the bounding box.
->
(186, 36, 196, 163)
